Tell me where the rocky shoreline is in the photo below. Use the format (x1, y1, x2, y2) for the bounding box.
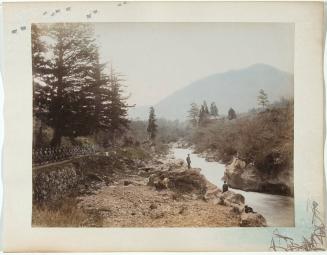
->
(147, 153, 267, 227)
(32, 148, 267, 227)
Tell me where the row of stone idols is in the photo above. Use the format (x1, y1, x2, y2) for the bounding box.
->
(32, 145, 97, 166)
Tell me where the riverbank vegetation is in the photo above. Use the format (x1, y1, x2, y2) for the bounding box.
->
(187, 97, 293, 181)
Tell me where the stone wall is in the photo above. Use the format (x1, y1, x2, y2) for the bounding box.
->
(33, 163, 80, 204)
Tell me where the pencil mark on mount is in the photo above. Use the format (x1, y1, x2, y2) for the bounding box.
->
(43, 11, 48, 15)
(20, 26, 26, 31)
(86, 14, 92, 19)
(55, 9, 61, 13)
(270, 201, 326, 251)
(11, 29, 17, 34)
(93, 10, 98, 14)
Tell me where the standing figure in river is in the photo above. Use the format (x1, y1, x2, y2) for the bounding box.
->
(186, 154, 191, 169)
(222, 180, 229, 193)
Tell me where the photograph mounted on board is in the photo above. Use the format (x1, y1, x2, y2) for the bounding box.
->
(32, 22, 294, 227)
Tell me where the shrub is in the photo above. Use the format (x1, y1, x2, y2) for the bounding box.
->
(32, 198, 103, 227)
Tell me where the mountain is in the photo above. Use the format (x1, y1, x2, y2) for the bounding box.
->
(129, 64, 293, 120)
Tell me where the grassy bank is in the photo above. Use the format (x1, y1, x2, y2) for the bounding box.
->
(32, 198, 103, 227)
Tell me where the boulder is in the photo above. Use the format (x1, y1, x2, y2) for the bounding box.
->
(154, 159, 164, 165)
(176, 159, 185, 167)
(225, 157, 293, 196)
(217, 190, 245, 205)
(149, 203, 157, 210)
(164, 159, 185, 171)
(204, 187, 221, 200)
(230, 203, 244, 214)
(123, 180, 132, 186)
(138, 170, 149, 177)
(86, 173, 103, 182)
(147, 169, 207, 195)
(240, 212, 267, 227)
(150, 211, 165, 219)
(205, 156, 216, 162)
(147, 174, 157, 186)
(175, 140, 189, 149)
(225, 158, 259, 190)
(178, 206, 187, 214)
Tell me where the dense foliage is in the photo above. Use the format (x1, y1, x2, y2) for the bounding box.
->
(188, 99, 293, 174)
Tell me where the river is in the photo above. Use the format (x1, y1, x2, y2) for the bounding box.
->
(172, 147, 294, 227)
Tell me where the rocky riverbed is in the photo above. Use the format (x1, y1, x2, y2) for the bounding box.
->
(32, 148, 266, 227)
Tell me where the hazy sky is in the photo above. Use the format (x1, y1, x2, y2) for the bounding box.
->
(95, 23, 294, 106)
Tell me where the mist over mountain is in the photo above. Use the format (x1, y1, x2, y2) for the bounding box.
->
(129, 64, 293, 120)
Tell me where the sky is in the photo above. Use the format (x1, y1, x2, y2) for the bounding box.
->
(94, 22, 294, 107)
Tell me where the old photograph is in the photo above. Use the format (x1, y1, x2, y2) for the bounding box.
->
(32, 22, 294, 227)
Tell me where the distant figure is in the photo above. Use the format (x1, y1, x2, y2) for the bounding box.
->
(186, 154, 191, 169)
(244, 205, 255, 213)
(222, 181, 229, 193)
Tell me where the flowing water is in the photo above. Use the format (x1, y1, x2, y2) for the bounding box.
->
(172, 147, 294, 227)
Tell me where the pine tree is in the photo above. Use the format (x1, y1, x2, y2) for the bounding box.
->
(188, 102, 199, 127)
(210, 102, 219, 117)
(198, 105, 207, 125)
(32, 24, 50, 147)
(147, 107, 158, 140)
(228, 108, 237, 120)
(88, 50, 109, 133)
(203, 101, 209, 114)
(32, 23, 132, 148)
(198, 101, 212, 125)
(32, 23, 101, 146)
(106, 67, 130, 143)
(257, 89, 269, 109)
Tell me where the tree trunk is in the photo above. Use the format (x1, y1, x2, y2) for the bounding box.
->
(50, 129, 62, 147)
(35, 123, 43, 147)
(49, 35, 64, 149)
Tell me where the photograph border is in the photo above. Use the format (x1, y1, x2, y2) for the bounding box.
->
(2, 1, 325, 252)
